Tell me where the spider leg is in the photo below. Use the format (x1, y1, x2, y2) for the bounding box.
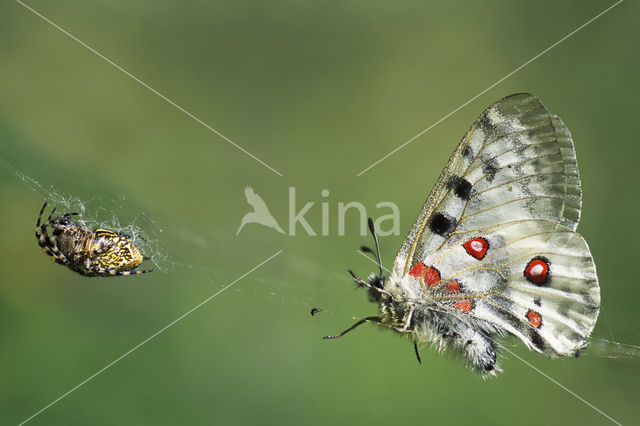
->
(35, 204, 48, 246)
(35, 203, 70, 266)
(47, 206, 57, 222)
(36, 202, 47, 228)
(38, 226, 70, 265)
(118, 269, 153, 276)
(88, 266, 153, 277)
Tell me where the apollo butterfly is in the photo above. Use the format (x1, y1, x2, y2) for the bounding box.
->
(325, 93, 600, 375)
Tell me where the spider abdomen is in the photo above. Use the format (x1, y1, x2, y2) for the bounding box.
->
(89, 230, 144, 272)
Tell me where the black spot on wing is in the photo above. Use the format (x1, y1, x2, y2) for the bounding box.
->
(462, 145, 474, 160)
(482, 159, 499, 183)
(530, 330, 545, 351)
(489, 294, 515, 313)
(478, 114, 493, 134)
(454, 177, 472, 199)
(579, 286, 599, 311)
(445, 175, 472, 199)
(533, 297, 542, 307)
(428, 212, 456, 237)
(582, 303, 599, 317)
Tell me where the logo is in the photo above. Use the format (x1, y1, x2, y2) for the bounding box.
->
(236, 187, 285, 235)
(236, 187, 400, 236)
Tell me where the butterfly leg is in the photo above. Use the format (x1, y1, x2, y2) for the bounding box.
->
(413, 341, 422, 364)
(323, 316, 381, 340)
(393, 305, 415, 333)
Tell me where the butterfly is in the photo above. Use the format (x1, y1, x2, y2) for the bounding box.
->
(325, 93, 600, 375)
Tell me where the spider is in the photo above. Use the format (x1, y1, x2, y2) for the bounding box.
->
(35, 202, 153, 277)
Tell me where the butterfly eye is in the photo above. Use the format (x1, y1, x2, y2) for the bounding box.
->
(371, 276, 385, 289)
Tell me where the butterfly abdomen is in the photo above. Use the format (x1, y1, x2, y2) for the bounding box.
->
(403, 301, 504, 373)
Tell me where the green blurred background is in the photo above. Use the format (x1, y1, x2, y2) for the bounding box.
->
(1, 0, 638, 424)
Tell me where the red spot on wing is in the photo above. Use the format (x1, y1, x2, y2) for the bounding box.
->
(444, 281, 461, 294)
(524, 257, 550, 285)
(463, 237, 489, 260)
(454, 299, 473, 312)
(526, 310, 542, 328)
(408, 262, 428, 278)
(408, 262, 441, 287)
(423, 267, 441, 287)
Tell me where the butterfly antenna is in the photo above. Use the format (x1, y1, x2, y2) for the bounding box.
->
(367, 217, 383, 277)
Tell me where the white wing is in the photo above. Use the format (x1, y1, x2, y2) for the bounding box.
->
(392, 93, 599, 355)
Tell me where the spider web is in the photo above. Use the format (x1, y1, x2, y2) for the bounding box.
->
(0, 152, 352, 323)
(2, 153, 637, 359)
(1, 134, 638, 426)
(2, 1, 637, 425)
(1, 157, 168, 274)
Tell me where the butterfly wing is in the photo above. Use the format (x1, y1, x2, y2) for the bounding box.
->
(392, 93, 599, 356)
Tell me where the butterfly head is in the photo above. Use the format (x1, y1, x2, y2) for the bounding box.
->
(324, 218, 408, 342)
(347, 269, 388, 303)
(366, 272, 385, 291)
